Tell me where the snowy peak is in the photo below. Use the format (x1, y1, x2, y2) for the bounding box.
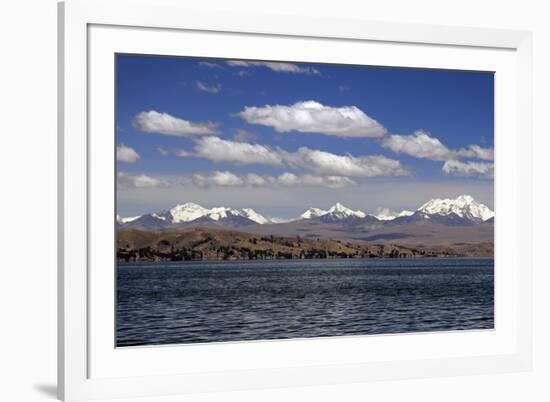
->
(298, 203, 366, 220)
(116, 214, 141, 224)
(374, 208, 414, 221)
(168, 202, 271, 225)
(326, 203, 367, 219)
(300, 207, 328, 220)
(206, 207, 242, 221)
(417, 195, 494, 222)
(118, 195, 495, 229)
(241, 208, 271, 224)
(120, 202, 273, 226)
(170, 202, 210, 223)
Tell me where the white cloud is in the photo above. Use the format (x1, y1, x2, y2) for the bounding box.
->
(245, 173, 272, 187)
(275, 173, 356, 188)
(381, 131, 494, 161)
(237, 101, 386, 138)
(193, 136, 285, 166)
(174, 149, 192, 157)
(442, 160, 494, 178)
(381, 131, 452, 161)
(374, 207, 396, 220)
(117, 172, 170, 189)
(226, 60, 320, 75)
(456, 144, 494, 161)
(290, 147, 409, 177)
(192, 171, 245, 187)
(185, 137, 408, 177)
(196, 80, 222, 93)
(116, 144, 140, 163)
(233, 129, 257, 142)
(192, 171, 356, 189)
(187, 137, 407, 177)
(157, 147, 169, 156)
(197, 61, 222, 69)
(133, 110, 218, 137)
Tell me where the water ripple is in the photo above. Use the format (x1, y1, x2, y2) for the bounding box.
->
(117, 258, 494, 346)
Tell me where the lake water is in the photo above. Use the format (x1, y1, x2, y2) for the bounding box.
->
(117, 258, 494, 346)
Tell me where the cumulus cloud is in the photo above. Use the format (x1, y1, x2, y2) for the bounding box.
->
(442, 160, 494, 178)
(381, 131, 452, 161)
(196, 80, 222, 93)
(245, 173, 272, 186)
(275, 173, 356, 188)
(374, 208, 397, 220)
(133, 110, 218, 137)
(226, 60, 320, 75)
(117, 172, 170, 189)
(193, 136, 285, 166)
(192, 171, 245, 187)
(456, 144, 494, 161)
(233, 129, 257, 142)
(237, 101, 386, 138)
(289, 147, 409, 177)
(192, 171, 356, 189)
(116, 144, 140, 163)
(186, 137, 407, 177)
(381, 131, 494, 161)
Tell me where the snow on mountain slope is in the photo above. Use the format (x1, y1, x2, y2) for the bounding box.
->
(118, 195, 494, 229)
(170, 202, 210, 223)
(417, 195, 494, 222)
(241, 208, 271, 224)
(374, 208, 415, 221)
(116, 215, 141, 224)
(207, 207, 242, 221)
(326, 202, 367, 219)
(298, 203, 367, 221)
(151, 213, 167, 221)
(268, 217, 294, 224)
(167, 202, 271, 224)
(300, 207, 328, 220)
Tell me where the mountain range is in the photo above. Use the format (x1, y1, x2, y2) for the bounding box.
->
(118, 195, 493, 227)
(117, 195, 494, 246)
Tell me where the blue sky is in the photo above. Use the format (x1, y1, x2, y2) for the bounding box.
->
(116, 54, 494, 218)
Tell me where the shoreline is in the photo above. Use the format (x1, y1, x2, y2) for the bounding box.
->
(117, 254, 494, 264)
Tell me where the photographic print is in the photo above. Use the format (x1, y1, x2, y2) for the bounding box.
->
(115, 54, 494, 347)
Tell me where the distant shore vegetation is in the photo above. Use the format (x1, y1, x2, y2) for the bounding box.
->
(116, 227, 493, 263)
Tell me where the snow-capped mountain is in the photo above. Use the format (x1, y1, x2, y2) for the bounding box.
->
(118, 202, 273, 228)
(300, 207, 328, 220)
(170, 202, 210, 223)
(374, 208, 415, 221)
(298, 203, 367, 221)
(417, 195, 494, 222)
(241, 208, 271, 225)
(116, 215, 141, 224)
(170, 203, 268, 224)
(268, 217, 293, 224)
(117, 195, 495, 231)
(326, 203, 367, 219)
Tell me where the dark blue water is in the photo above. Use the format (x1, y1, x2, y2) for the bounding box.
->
(116, 258, 494, 346)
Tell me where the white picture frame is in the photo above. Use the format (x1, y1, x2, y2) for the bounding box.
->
(58, 0, 533, 400)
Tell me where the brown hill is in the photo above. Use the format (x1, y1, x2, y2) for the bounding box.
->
(117, 227, 493, 262)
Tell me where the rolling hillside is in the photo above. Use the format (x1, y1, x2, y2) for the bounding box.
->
(117, 226, 493, 262)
